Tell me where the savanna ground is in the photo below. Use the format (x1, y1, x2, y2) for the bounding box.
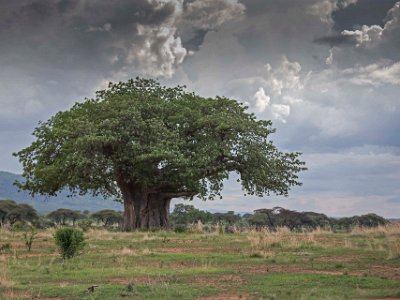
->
(1, 224, 400, 300)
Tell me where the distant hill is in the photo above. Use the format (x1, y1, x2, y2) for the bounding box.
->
(0, 171, 122, 213)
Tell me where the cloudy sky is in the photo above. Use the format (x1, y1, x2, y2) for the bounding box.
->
(1, 0, 399, 217)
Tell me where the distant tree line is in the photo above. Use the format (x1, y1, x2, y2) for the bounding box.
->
(0, 199, 123, 229)
(0, 199, 389, 231)
(0, 199, 39, 226)
(170, 204, 389, 231)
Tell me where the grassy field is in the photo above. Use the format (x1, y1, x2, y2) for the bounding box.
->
(1, 225, 400, 300)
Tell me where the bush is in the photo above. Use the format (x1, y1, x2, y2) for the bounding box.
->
(77, 219, 93, 232)
(0, 243, 11, 253)
(54, 228, 85, 259)
(12, 221, 27, 231)
(174, 224, 187, 233)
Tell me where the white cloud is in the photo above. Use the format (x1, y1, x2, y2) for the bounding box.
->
(125, 0, 246, 78)
(253, 87, 270, 112)
(128, 25, 187, 78)
(345, 62, 400, 86)
(330, 1, 400, 66)
(264, 56, 304, 96)
(325, 48, 333, 65)
(309, 0, 358, 25)
(271, 104, 290, 123)
(342, 25, 383, 47)
(309, 0, 338, 24)
(181, 0, 245, 30)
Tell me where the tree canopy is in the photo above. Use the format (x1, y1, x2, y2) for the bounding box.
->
(91, 209, 123, 227)
(0, 200, 38, 226)
(48, 208, 85, 226)
(15, 78, 306, 230)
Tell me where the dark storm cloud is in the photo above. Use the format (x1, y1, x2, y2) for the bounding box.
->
(313, 34, 357, 46)
(332, 0, 399, 31)
(0, 0, 176, 73)
(180, 29, 208, 51)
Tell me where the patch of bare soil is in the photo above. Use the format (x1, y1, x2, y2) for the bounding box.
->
(157, 247, 216, 253)
(167, 239, 202, 244)
(0, 290, 60, 300)
(44, 281, 71, 286)
(315, 255, 364, 263)
(108, 275, 174, 285)
(370, 298, 400, 300)
(198, 292, 250, 300)
(356, 265, 400, 280)
(242, 263, 400, 280)
(0, 251, 59, 259)
(243, 264, 346, 276)
(34, 297, 67, 300)
(2, 289, 35, 300)
(191, 274, 245, 286)
(8, 241, 53, 249)
(243, 264, 303, 275)
(21, 252, 58, 258)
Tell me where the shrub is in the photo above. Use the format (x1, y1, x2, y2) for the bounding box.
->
(54, 228, 85, 259)
(0, 243, 11, 253)
(77, 219, 93, 232)
(23, 226, 37, 252)
(174, 224, 187, 233)
(12, 221, 26, 231)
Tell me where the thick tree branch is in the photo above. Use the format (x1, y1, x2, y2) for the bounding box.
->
(160, 191, 196, 198)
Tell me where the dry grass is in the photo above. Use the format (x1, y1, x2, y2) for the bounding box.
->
(86, 228, 120, 240)
(350, 223, 400, 236)
(245, 226, 336, 254)
(387, 238, 400, 259)
(0, 263, 15, 288)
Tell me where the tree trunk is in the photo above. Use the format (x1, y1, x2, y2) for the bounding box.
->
(116, 176, 136, 231)
(133, 194, 171, 230)
(117, 176, 171, 231)
(122, 192, 135, 231)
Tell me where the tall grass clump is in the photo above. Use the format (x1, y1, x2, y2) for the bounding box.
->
(350, 223, 400, 237)
(0, 263, 14, 289)
(54, 228, 85, 259)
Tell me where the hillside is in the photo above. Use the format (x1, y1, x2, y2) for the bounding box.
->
(0, 171, 122, 213)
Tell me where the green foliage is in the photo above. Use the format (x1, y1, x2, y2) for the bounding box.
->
(0, 243, 11, 253)
(332, 213, 389, 229)
(76, 219, 93, 232)
(54, 228, 85, 259)
(48, 208, 85, 226)
(0, 200, 39, 226)
(14, 77, 306, 203)
(0, 199, 39, 227)
(211, 211, 241, 225)
(170, 204, 212, 225)
(0, 199, 18, 224)
(174, 224, 187, 233)
(169, 205, 389, 231)
(91, 209, 122, 227)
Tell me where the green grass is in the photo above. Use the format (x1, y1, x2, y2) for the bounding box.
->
(1, 226, 400, 299)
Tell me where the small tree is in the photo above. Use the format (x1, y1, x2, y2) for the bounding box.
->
(48, 208, 85, 226)
(6, 204, 39, 226)
(170, 204, 212, 225)
(0, 199, 18, 225)
(54, 228, 85, 259)
(23, 226, 37, 252)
